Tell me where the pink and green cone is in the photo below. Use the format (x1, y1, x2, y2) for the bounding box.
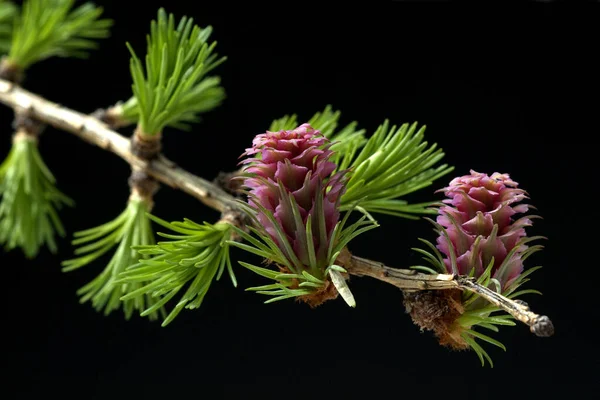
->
(435, 170, 534, 290)
(236, 123, 358, 306)
(240, 123, 347, 269)
(234, 123, 378, 307)
(406, 170, 544, 364)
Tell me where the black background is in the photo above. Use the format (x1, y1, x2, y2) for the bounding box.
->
(3, 1, 598, 398)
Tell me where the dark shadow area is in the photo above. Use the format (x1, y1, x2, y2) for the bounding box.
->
(2, 1, 597, 398)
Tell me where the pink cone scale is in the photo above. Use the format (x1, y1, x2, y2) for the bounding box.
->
(239, 123, 347, 271)
(435, 170, 535, 290)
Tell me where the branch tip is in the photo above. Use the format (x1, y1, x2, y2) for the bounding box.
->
(345, 254, 553, 338)
(531, 315, 554, 337)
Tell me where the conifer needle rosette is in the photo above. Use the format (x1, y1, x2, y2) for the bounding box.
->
(2, 0, 112, 77)
(115, 216, 236, 327)
(0, 0, 110, 256)
(229, 123, 378, 307)
(117, 8, 226, 134)
(61, 193, 164, 321)
(0, 133, 73, 258)
(60, 8, 229, 325)
(406, 170, 545, 366)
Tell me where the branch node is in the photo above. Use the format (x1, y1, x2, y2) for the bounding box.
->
(514, 299, 529, 310)
(91, 104, 128, 129)
(217, 209, 247, 241)
(0, 57, 24, 85)
(403, 289, 468, 350)
(13, 108, 45, 137)
(213, 169, 244, 197)
(0, 78, 246, 213)
(157, 154, 177, 168)
(131, 127, 162, 160)
(128, 169, 160, 207)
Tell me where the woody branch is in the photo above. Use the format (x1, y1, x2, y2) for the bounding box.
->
(343, 254, 554, 337)
(0, 78, 240, 214)
(0, 77, 553, 337)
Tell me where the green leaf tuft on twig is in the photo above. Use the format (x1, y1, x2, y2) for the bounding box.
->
(340, 120, 454, 218)
(0, 134, 73, 258)
(61, 195, 164, 321)
(115, 215, 236, 327)
(6, 0, 112, 71)
(121, 8, 226, 135)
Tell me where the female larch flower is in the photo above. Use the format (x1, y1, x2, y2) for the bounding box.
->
(405, 170, 543, 363)
(234, 122, 372, 307)
(232, 123, 378, 307)
(239, 123, 347, 271)
(435, 170, 534, 290)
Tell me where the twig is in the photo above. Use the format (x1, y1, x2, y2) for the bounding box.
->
(345, 255, 554, 337)
(0, 78, 553, 337)
(0, 78, 240, 213)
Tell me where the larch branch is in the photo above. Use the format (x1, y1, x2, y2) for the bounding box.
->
(0, 77, 553, 337)
(0, 78, 240, 213)
(345, 255, 554, 337)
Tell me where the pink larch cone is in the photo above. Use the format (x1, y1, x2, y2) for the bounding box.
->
(404, 170, 543, 355)
(435, 170, 534, 289)
(239, 123, 347, 271)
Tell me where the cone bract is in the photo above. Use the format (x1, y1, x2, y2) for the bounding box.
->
(240, 123, 347, 272)
(407, 169, 544, 366)
(436, 170, 533, 289)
